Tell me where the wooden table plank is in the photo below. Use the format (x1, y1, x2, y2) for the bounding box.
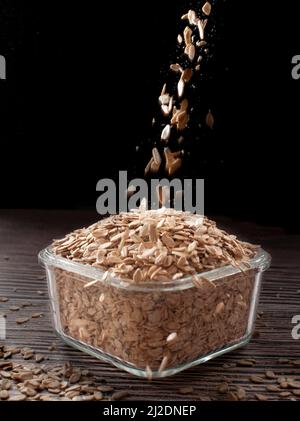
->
(1, 210, 300, 401)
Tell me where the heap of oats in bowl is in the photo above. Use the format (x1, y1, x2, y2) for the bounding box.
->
(52, 208, 257, 284)
(40, 208, 270, 377)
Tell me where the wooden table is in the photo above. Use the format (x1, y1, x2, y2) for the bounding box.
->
(1, 210, 299, 401)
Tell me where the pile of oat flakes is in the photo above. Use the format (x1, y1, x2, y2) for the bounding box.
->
(51, 208, 259, 372)
(53, 208, 257, 283)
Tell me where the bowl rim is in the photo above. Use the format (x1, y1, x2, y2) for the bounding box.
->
(38, 246, 271, 292)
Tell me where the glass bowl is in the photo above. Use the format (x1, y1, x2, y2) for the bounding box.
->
(39, 246, 271, 378)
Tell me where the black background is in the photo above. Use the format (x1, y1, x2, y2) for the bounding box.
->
(0, 0, 299, 228)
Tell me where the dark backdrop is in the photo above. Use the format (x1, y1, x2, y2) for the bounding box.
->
(1, 1, 299, 228)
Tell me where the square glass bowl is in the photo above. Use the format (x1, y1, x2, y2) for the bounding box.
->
(39, 246, 270, 378)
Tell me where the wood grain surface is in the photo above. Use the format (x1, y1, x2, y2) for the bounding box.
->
(0, 210, 300, 401)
